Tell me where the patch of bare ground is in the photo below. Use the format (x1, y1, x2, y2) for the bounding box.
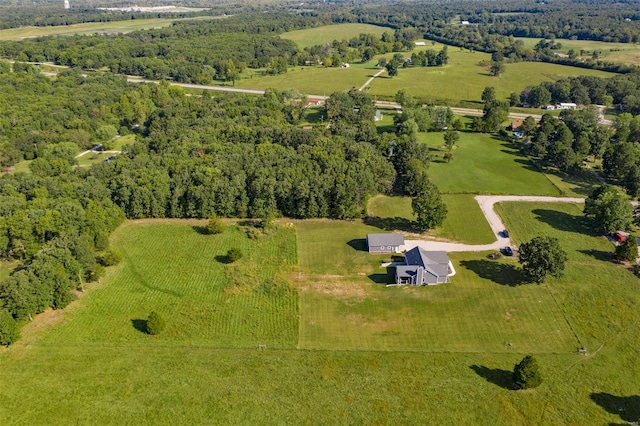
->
(300, 275, 369, 299)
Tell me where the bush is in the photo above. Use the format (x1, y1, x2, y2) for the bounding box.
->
(206, 215, 225, 235)
(615, 235, 638, 261)
(513, 355, 542, 389)
(99, 248, 122, 266)
(146, 311, 166, 335)
(0, 309, 20, 346)
(227, 247, 243, 263)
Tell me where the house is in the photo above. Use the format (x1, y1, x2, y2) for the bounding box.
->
(395, 247, 455, 285)
(375, 110, 383, 121)
(557, 102, 577, 110)
(415, 41, 426, 46)
(367, 233, 404, 253)
(511, 120, 523, 132)
(304, 99, 324, 108)
(544, 104, 556, 110)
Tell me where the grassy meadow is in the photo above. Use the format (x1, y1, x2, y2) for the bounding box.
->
(0, 207, 639, 423)
(0, 16, 220, 41)
(281, 23, 389, 49)
(423, 131, 561, 195)
(515, 37, 640, 66)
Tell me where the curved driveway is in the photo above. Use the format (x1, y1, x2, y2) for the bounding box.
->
(404, 195, 585, 252)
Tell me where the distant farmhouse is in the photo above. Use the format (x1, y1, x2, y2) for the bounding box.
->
(367, 233, 404, 253)
(395, 247, 455, 285)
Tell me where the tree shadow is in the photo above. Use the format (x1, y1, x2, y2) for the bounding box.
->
(368, 267, 395, 285)
(578, 249, 613, 262)
(347, 239, 368, 252)
(542, 166, 599, 196)
(192, 226, 209, 235)
(532, 209, 598, 236)
(591, 393, 640, 423)
(131, 319, 147, 334)
(469, 365, 514, 390)
(459, 259, 527, 286)
(364, 215, 418, 233)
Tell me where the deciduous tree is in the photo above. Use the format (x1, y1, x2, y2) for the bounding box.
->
(584, 185, 632, 233)
(518, 236, 567, 283)
(411, 181, 447, 231)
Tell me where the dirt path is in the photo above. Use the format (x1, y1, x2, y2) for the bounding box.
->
(358, 68, 386, 91)
(404, 195, 585, 252)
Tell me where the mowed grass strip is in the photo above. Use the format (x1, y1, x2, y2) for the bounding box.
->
(38, 221, 298, 348)
(367, 194, 495, 244)
(495, 201, 640, 350)
(296, 219, 578, 353)
(424, 131, 560, 195)
(366, 42, 615, 102)
(281, 23, 389, 49)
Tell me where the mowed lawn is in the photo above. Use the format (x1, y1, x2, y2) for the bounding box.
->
(424, 131, 560, 195)
(281, 23, 389, 49)
(296, 219, 578, 353)
(36, 221, 299, 349)
(367, 194, 496, 244)
(367, 42, 615, 103)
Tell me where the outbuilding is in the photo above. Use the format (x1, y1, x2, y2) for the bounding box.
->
(367, 233, 405, 253)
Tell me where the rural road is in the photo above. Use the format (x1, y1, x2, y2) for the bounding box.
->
(404, 195, 585, 253)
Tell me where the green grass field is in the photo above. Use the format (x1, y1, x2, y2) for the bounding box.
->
(515, 37, 640, 66)
(1, 212, 639, 423)
(281, 23, 389, 49)
(37, 220, 298, 349)
(0, 16, 220, 41)
(424, 131, 561, 195)
(367, 194, 495, 244)
(366, 42, 615, 103)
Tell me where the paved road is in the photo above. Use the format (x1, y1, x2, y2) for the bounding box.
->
(404, 195, 585, 253)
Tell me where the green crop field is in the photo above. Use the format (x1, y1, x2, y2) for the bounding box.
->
(367, 194, 495, 244)
(281, 23, 389, 49)
(0, 16, 220, 41)
(515, 37, 640, 66)
(366, 42, 615, 103)
(1, 209, 639, 423)
(423, 131, 561, 195)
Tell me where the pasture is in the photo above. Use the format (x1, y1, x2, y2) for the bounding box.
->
(0, 16, 222, 41)
(515, 37, 640, 66)
(281, 23, 389, 49)
(0, 208, 639, 423)
(423, 131, 561, 195)
(366, 42, 615, 103)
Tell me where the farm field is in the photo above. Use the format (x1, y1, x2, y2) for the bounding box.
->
(366, 43, 615, 103)
(37, 221, 298, 349)
(367, 194, 496, 244)
(423, 131, 561, 195)
(0, 16, 222, 41)
(0, 210, 639, 423)
(515, 37, 640, 66)
(281, 23, 389, 49)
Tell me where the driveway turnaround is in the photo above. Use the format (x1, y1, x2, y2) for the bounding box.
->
(404, 195, 585, 252)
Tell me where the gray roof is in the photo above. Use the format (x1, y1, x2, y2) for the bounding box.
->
(367, 233, 405, 247)
(402, 247, 450, 282)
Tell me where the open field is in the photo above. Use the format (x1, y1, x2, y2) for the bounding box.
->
(515, 37, 640, 66)
(366, 42, 615, 103)
(0, 211, 639, 423)
(423, 131, 561, 195)
(281, 23, 389, 49)
(367, 194, 496, 244)
(236, 65, 376, 95)
(0, 16, 222, 41)
(37, 221, 298, 349)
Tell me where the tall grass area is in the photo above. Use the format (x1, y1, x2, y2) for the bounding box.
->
(38, 221, 298, 348)
(424, 131, 561, 195)
(367, 194, 495, 244)
(281, 23, 389, 49)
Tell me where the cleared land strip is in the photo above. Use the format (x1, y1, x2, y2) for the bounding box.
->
(405, 195, 585, 252)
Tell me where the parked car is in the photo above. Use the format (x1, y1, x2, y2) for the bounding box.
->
(503, 246, 514, 256)
(612, 231, 628, 242)
(502, 229, 510, 238)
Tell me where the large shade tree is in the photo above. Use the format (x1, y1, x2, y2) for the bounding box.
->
(518, 236, 568, 283)
(584, 185, 633, 233)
